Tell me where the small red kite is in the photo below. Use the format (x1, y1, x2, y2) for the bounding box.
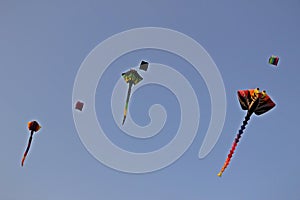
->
(75, 101, 84, 111)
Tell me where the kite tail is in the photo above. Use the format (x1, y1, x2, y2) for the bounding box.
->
(21, 131, 33, 166)
(122, 102, 129, 125)
(122, 82, 133, 125)
(217, 113, 251, 177)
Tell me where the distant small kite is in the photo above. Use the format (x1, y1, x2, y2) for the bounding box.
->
(21, 121, 41, 166)
(139, 61, 149, 71)
(217, 88, 276, 177)
(269, 55, 279, 66)
(75, 101, 84, 111)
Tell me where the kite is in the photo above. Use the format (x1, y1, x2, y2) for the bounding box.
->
(217, 88, 276, 177)
(21, 121, 41, 166)
(121, 69, 143, 125)
(139, 61, 149, 71)
(269, 55, 279, 66)
(75, 101, 84, 111)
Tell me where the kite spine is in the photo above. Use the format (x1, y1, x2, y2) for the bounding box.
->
(217, 113, 251, 177)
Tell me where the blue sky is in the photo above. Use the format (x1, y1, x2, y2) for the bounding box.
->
(1, 0, 299, 199)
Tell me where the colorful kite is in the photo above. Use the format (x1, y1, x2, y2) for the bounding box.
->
(217, 88, 276, 177)
(269, 55, 279, 66)
(121, 69, 143, 125)
(21, 121, 41, 166)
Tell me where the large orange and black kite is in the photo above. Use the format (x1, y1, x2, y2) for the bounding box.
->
(218, 88, 276, 177)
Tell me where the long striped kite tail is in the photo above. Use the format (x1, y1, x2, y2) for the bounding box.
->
(21, 131, 34, 167)
(217, 113, 251, 177)
(122, 82, 133, 125)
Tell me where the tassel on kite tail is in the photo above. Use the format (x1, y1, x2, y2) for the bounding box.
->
(21, 131, 34, 166)
(122, 82, 133, 125)
(217, 113, 252, 177)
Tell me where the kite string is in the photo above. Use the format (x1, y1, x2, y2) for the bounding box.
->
(217, 113, 251, 176)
